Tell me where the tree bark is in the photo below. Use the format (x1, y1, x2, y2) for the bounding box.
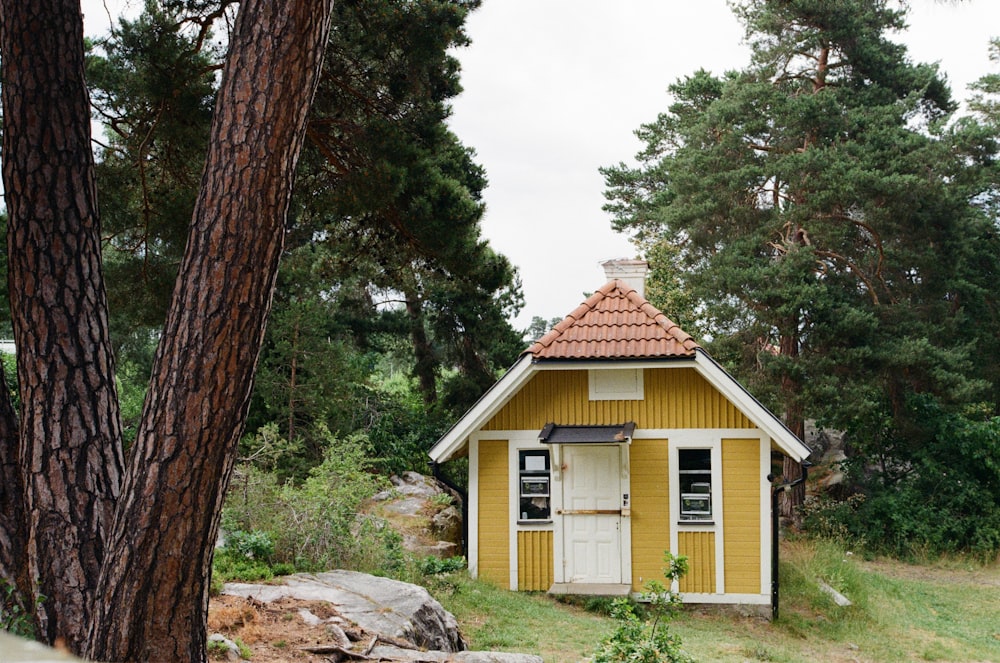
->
(0, 359, 28, 614)
(779, 321, 806, 523)
(85, 0, 335, 659)
(0, 0, 124, 649)
(405, 286, 437, 405)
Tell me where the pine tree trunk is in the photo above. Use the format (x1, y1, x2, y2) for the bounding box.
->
(84, 0, 334, 659)
(0, 360, 28, 613)
(779, 323, 806, 523)
(405, 288, 437, 405)
(0, 0, 124, 649)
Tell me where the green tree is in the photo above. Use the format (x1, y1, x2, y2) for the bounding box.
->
(89, 0, 523, 433)
(1, 0, 334, 659)
(87, 2, 217, 362)
(603, 0, 1000, 516)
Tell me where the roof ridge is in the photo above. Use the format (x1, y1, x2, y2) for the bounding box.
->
(525, 278, 700, 359)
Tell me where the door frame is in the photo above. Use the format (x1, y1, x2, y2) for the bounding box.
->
(551, 442, 632, 587)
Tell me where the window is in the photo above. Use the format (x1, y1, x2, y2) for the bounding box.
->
(518, 450, 551, 522)
(589, 368, 643, 401)
(679, 449, 712, 521)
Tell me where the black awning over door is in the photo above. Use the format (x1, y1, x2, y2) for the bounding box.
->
(538, 422, 635, 444)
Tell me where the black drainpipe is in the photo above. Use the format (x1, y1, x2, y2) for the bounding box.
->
(430, 460, 468, 557)
(769, 460, 810, 621)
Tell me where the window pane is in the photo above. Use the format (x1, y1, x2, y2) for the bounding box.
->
(519, 450, 551, 521)
(679, 449, 712, 520)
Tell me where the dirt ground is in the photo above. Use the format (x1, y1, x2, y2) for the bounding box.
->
(208, 594, 380, 662)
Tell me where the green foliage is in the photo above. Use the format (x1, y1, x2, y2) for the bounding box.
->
(416, 555, 466, 576)
(115, 359, 149, 446)
(603, 0, 1000, 543)
(592, 553, 694, 663)
(88, 3, 217, 357)
(0, 580, 34, 638)
(235, 638, 252, 660)
(806, 398, 1000, 560)
(359, 370, 450, 476)
(206, 639, 229, 659)
(225, 530, 276, 563)
(88, 0, 518, 485)
(223, 426, 403, 575)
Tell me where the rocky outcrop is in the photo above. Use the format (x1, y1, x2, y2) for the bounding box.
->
(224, 571, 465, 652)
(368, 646, 544, 662)
(368, 471, 464, 558)
(221, 572, 543, 662)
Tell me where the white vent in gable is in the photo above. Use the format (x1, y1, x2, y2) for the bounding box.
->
(589, 368, 644, 401)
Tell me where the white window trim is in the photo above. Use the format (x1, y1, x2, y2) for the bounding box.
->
(669, 433, 725, 594)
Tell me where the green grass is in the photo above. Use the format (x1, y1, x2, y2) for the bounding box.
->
(426, 573, 612, 661)
(428, 540, 1000, 662)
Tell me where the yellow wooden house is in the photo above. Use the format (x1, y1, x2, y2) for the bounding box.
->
(429, 260, 810, 611)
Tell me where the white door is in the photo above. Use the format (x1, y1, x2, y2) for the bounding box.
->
(562, 445, 622, 584)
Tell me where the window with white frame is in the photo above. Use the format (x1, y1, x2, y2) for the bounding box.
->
(518, 450, 551, 522)
(678, 448, 712, 521)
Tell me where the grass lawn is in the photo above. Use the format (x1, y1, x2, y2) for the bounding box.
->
(430, 539, 1000, 663)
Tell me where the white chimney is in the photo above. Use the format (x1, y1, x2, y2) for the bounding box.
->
(601, 259, 649, 297)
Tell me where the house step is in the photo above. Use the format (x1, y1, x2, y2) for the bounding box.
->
(547, 583, 632, 596)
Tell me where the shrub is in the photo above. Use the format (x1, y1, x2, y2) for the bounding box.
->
(592, 553, 694, 663)
(808, 398, 1000, 561)
(223, 425, 396, 574)
(225, 530, 275, 562)
(417, 555, 466, 576)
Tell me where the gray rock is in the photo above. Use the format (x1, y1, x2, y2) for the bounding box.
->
(223, 570, 465, 652)
(370, 645, 543, 662)
(432, 505, 462, 543)
(412, 540, 461, 558)
(0, 633, 82, 662)
(207, 633, 242, 661)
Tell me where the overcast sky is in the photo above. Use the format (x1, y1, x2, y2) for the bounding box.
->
(446, 1, 1000, 328)
(82, 1, 1000, 329)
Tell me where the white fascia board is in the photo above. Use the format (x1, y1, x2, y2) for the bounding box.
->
(428, 355, 536, 463)
(692, 350, 811, 461)
(676, 592, 770, 605)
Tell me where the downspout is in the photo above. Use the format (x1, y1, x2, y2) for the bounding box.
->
(769, 460, 811, 620)
(431, 460, 468, 558)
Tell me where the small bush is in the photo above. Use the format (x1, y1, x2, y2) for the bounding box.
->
(225, 530, 275, 562)
(592, 553, 694, 663)
(223, 425, 396, 574)
(417, 555, 466, 576)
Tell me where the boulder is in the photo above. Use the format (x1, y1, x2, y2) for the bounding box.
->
(432, 504, 463, 542)
(370, 644, 543, 662)
(367, 471, 465, 558)
(224, 570, 466, 652)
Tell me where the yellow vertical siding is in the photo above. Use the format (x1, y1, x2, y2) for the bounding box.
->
(629, 438, 670, 591)
(483, 368, 753, 431)
(517, 530, 554, 591)
(678, 531, 716, 593)
(722, 438, 762, 594)
(477, 440, 509, 586)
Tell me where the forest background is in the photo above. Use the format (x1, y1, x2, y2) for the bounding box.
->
(2, 0, 1000, 659)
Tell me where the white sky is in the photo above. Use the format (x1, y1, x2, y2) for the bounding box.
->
(82, 1, 1000, 329)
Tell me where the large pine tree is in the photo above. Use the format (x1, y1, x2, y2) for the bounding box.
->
(603, 0, 1000, 514)
(1, 0, 335, 658)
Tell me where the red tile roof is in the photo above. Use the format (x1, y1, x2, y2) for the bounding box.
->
(526, 280, 700, 360)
